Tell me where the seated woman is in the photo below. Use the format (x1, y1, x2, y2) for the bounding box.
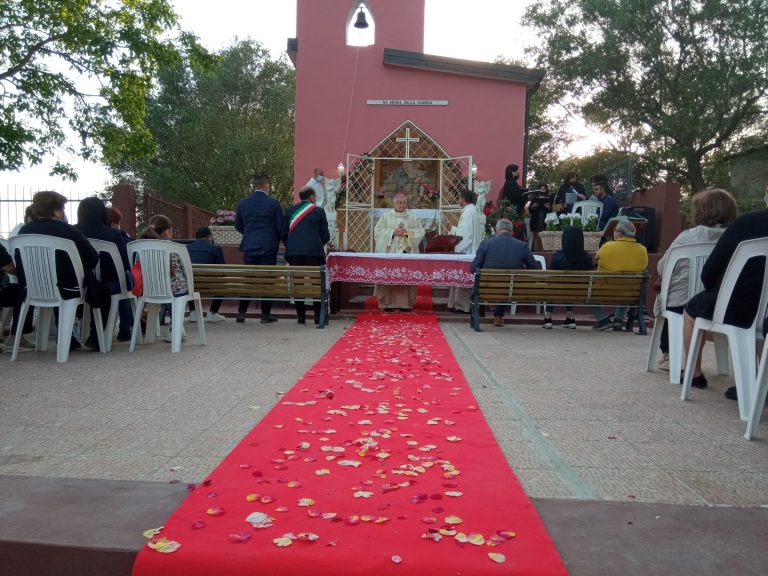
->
(654, 189, 737, 370)
(105, 206, 134, 340)
(543, 226, 593, 329)
(137, 215, 188, 341)
(0, 242, 35, 351)
(76, 197, 132, 345)
(683, 187, 768, 395)
(17, 191, 100, 350)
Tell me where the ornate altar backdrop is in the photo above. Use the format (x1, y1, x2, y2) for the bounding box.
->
(342, 121, 473, 252)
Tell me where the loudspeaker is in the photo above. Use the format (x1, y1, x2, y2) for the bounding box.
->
(621, 206, 656, 252)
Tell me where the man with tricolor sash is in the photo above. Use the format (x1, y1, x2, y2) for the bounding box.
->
(283, 187, 331, 325)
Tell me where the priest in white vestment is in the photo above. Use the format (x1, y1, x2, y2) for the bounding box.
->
(447, 189, 485, 312)
(373, 193, 426, 310)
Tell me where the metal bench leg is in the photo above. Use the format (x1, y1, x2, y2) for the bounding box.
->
(316, 298, 326, 329)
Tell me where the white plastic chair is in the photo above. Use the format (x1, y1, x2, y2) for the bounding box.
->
(0, 238, 14, 331)
(128, 240, 206, 353)
(681, 238, 768, 421)
(510, 254, 546, 316)
(88, 238, 137, 352)
(646, 241, 723, 384)
(745, 334, 768, 440)
(8, 234, 105, 362)
(571, 200, 602, 226)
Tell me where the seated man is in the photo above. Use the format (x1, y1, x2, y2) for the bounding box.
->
(591, 174, 619, 231)
(592, 220, 648, 331)
(186, 227, 226, 322)
(471, 218, 540, 327)
(0, 242, 35, 351)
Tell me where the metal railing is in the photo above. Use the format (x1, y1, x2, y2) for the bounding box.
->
(141, 191, 217, 239)
(0, 186, 93, 237)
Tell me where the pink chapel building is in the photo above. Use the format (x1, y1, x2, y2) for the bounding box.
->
(288, 0, 545, 206)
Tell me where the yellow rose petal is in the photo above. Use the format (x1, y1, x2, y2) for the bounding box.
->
(488, 553, 506, 564)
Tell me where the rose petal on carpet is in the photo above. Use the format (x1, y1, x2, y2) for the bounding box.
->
(133, 314, 568, 576)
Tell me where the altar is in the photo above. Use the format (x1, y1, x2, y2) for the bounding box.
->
(326, 252, 475, 287)
(325, 251, 475, 313)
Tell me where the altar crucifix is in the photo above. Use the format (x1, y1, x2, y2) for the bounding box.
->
(396, 127, 420, 159)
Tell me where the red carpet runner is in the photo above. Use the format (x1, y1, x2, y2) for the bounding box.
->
(133, 314, 568, 576)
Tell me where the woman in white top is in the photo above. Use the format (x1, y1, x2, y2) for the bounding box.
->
(655, 189, 737, 370)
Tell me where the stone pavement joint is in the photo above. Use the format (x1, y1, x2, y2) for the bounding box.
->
(444, 323, 597, 499)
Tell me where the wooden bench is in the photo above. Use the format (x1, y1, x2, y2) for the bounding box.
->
(191, 264, 328, 328)
(470, 269, 649, 334)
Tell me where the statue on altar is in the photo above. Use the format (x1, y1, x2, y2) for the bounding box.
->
(324, 177, 340, 248)
(373, 193, 426, 310)
(474, 180, 492, 225)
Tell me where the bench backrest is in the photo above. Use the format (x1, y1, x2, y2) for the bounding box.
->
(476, 269, 646, 305)
(192, 264, 325, 300)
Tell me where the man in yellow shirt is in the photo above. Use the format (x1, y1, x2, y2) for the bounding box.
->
(592, 220, 649, 330)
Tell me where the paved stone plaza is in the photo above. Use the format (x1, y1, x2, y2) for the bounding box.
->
(2, 315, 767, 574)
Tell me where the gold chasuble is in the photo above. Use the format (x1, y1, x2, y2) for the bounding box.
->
(373, 210, 426, 310)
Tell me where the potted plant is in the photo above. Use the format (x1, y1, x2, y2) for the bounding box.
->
(539, 213, 603, 251)
(209, 210, 242, 245)
(483, 200, 523, 239)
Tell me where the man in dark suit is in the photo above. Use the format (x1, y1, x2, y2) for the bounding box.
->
(471, 218, 540, 326)
(283, 187, 330, 325)
(186, 227, 227, 323)
(235, 172, 283, 323)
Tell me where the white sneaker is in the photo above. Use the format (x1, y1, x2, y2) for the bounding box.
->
(206, 312, 226, 323)
(187, 310, 198, 323)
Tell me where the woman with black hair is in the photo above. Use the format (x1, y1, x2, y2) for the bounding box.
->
(551, 172, 586, 214)
(76, 196, 132, 343)
(542, 226, 594, 329)
(499, 164, 526, 218)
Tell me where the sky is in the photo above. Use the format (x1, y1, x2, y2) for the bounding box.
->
(1, 0, 599, 197)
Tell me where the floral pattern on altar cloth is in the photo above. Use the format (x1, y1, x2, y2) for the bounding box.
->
(326, 254, 475, 287)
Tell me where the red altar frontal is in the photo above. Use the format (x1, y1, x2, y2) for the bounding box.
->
(326, 253, 475, 288)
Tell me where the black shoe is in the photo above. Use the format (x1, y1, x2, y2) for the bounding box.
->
(236, 313, 246, 323)
(116, 329, 131, 342)
(542, 317, 553, 329)
(83, 336, 100, 351)
(724, 385, 737, 400)
(69, 337, 81, 351)
(612, 320, 625, 331)
(297, 317, 306, 325)
(691, 374, 708, 389)
(260, 316, 278, 324)
(561, 318, 577, 329)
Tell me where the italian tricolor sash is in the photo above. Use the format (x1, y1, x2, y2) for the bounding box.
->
(288, 202, 316, 233)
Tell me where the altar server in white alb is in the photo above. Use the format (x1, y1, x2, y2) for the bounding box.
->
(447, 188, 485, 312)
(373, 193, 426, 310)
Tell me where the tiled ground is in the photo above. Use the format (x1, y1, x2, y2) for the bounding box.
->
(2, 314, 767, 508)
(442, 322, 768, 506)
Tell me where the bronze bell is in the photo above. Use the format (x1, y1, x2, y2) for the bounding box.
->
(353, 7, 369, 29)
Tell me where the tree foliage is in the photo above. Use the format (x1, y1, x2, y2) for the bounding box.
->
(0, 0, 200, 178)
(112, 40, 295, 210)
(524, 0, 768, 191)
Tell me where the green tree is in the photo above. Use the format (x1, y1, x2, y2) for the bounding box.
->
(525, 0, 768, 191)
(113, 40, 295, 209)
(0, 0, 199, 178)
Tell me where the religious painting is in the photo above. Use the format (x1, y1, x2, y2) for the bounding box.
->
(375, 159, 440, 209)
